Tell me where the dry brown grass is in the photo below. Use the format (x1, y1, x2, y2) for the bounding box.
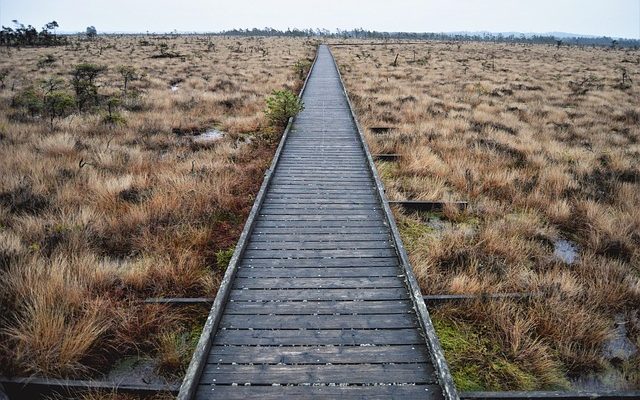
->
(0, 35, 314, 379)
(333, 40, 640, 390)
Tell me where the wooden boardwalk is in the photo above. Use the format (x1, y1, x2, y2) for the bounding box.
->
(179, 45, 458, 400)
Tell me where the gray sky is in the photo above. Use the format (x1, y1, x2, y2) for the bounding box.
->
(1, 0, 639, 38)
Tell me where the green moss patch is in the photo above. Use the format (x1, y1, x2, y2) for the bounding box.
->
(434, 317, 541, 391)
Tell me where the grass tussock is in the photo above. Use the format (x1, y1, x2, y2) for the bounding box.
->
(0, 35, 314, 379)
(333, 41, 640, 390)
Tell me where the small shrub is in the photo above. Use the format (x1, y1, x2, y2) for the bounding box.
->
(0, 68, 9, 89)
(102, 112, 126, 126)
(43, 90, 74, 130)
(12, 87, 43, 117)
(36, 54, 56, 69)
(215, 247, 234, 271)
(71, 63, 107, 111)
(264, 89, 303, 128)
(117, 65, 137, 96)
(293, 59, 312, 80)
(102, 96, 126, 125)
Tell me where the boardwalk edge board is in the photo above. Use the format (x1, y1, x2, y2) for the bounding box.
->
(0, 377, 179, 397)
(329, 45, 460, 400)
(176, 47, 320, 400)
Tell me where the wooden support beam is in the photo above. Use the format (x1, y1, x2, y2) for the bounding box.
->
(424, 293, 541, 303)
(144, 297, 214, 305)
(373, 153, 401, 161)
(0, 383, 8, 400)
(389, 200, 468, 212)
(369, 126, 395, 134)
(461, 390, 640, 399)
(0, 377, 179, 398)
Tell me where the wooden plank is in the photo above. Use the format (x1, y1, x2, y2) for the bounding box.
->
(424, 293, 541, 303)
(233, 277, 404, 289)
(220, 313, 418, 329)
(271, 170, 369, 175)
(243, 248, 397, 259)
(249, 233, 390, 242)
(271, 179, 373, 185)
(264, 196, 378, 202)
(246, 241, 392, 250)
(229, 288, 409, 301)
(224, 299, 411, 314)
(254, 220, 387, 228)
(236, 266, 399, 278)
(199, 363, 435, 385)
(206, 344, 429, 364)
(268, 184, 375, 190)
(195, 384, 444, 400)
(252, 227, 389, 235)
(272, 172, 370, 178)
(261, 204, 380, 210)
(240, 257, 398, 267)
(145, 297, 213, 305)
(373, 153, 402, 161)
(258, 209, 382, 216)
(389, 200, 468, 212)
(213, 327, 425, 346)
(256, 215, 383, 222)
(0, 377, 179, 397)
(266, 190, 375, 196)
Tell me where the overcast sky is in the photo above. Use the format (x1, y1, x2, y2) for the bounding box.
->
(1, 0, 639, 38)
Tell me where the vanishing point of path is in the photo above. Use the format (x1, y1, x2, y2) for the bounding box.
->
(178, 45, 458, 400)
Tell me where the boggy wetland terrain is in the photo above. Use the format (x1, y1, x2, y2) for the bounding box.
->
(333, 41, 640, 391)
(0, 34, 315, 390)
(0, 34, 638, 397)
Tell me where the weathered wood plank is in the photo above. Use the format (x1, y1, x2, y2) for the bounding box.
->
(246, 241, 392, 250)
(195, 384, 444, 400)
(236, 266, 400, 278)
(255, 218, 384, 225)
(249, 233, 390, 242)
(243, 248, 397, 259)
(229, 288, 409, 301)
(213, 328, 425, 346)
(220, 313, 418, 329)
(251, 227, 389, 235)
(233, 277, 404, 289)
(258, 209, 382, 216)
(224, 299, 411, 314)
(206, 344, 429, 364)
(240, 257, 398, 267)
(200, 363, 436, 385)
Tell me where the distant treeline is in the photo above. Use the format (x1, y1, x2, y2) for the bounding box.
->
(0, 20, 67, 47)
(1, 22, 638, 48)
(218, 28, 640, 48)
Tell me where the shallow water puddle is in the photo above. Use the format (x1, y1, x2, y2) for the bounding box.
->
(553, 238, 579, 264)
(193, 128, 225, 143)
(571, 313, 639, 390)
(107, 355, 179, 386)
(604, 314, 638, 362)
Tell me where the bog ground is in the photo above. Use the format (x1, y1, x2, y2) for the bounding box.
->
(0, 35, 638, 398)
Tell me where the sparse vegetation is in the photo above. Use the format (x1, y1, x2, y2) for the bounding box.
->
(334, 40, 640, 391)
